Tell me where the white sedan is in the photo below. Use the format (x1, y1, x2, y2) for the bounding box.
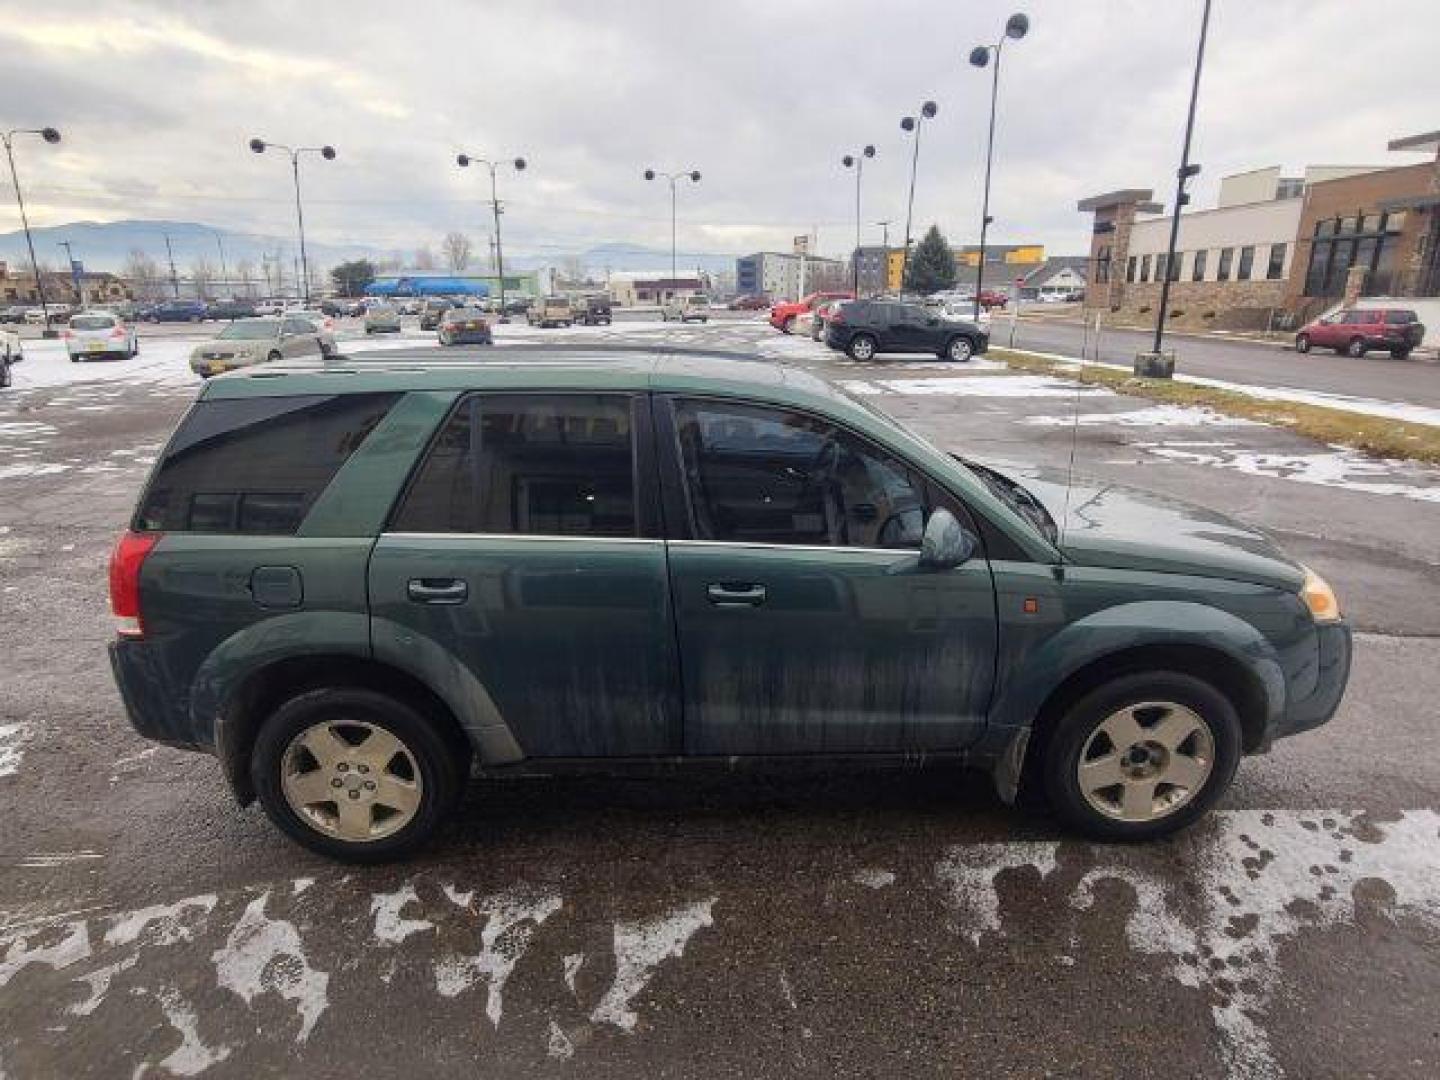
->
(64, 311, 139, 361)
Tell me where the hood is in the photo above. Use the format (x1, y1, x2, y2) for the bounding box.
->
(973, 459, 1305, 591)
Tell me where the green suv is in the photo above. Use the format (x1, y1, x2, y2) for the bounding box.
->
(108, 350, 1351, 861)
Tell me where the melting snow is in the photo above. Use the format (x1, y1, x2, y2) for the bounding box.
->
(1139, 443, 1440, 504)
(211, 891, 329, 1042)
(590, 898, 716, 1032)
(1, 724, 30, 778)
(370, 885, 434, 945)
(432, 885, 562, 1027)
(146, 987, 232, 1076)
(840, 375, 1104, 398)
(852, 868, 897, 889)
(1025, 404, 1259, 428)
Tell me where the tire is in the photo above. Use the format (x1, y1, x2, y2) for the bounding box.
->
(1390, 348, 1412, 360)
(250, 687, 467, 863)
(70, 353, 80, 363)
(782, 316, 796, 335)
(1042, 671, 1242, 841)
(1294, 333, 1310, 354)
(266, 350, 282, 364)
(846, 333, 877, 361)
(1346, 337, 1366, 358)
(0, 356, 10, 390)
(945, 336, 974, 362)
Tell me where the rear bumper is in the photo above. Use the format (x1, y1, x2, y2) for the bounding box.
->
(108, 638, 209, 752)
(1274, 620, 1352, 742)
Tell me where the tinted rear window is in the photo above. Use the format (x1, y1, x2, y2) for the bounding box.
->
(1384, 310, 1416, 324)
(70, 315, 116, 330)
(136, 393, 401, 534)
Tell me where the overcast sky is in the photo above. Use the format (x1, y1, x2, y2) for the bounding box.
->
(4, 0, 1437, 264)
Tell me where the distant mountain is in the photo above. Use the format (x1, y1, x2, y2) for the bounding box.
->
(528, 242, 736, 275)
(0, 219, 372, 273)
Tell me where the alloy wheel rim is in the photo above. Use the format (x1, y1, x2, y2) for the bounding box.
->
(854, 337, 874, 359)
(950, 340, 971, 361)
(281, 719, 423, 842)
(1077, 701, 1214, 823)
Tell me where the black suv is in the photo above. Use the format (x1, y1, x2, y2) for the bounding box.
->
(824, 300, 988, 362)
(573, 296, 613, 326)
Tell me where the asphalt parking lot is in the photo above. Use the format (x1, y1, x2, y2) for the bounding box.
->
(3, 317, 1439, 1079)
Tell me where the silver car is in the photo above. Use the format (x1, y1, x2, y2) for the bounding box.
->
(189, 317, 325, 377)
(363, 304, 403, 334)
(65, 311, 139, 362)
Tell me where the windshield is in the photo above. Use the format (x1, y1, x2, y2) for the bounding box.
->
(217, 319, 280, 340)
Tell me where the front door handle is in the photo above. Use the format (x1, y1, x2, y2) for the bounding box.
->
(407, 578, 468, 604)
(706, 582, 767, 607)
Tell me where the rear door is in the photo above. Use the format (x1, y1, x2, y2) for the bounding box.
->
(368, 392, 680, 759)
(658, 396, 998, 756)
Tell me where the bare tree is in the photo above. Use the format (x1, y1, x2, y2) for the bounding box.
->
(413, 246, 437, 272)
(190, 256, 217, 299)
(560, 254, 587, 283)
(441, 232, 473, 273)
(122, 249, 164, 300)
(235, 258, 257, 298)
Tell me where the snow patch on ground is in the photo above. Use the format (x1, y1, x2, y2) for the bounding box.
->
(370, 885, 434, 946)
(1025, 404, 1260, 428)
(0, 724, 28, 778)
(935, 842, 1060, 946)
(590, 898, 716, 1032)
(211, 891, 329, 1042)
(851, 868, 896, 889)
(840, 375, 1105, 399)
(432, 885, 562, 1027)
(1139, 443, 1440, 504)
(147, 986, 232, 1076)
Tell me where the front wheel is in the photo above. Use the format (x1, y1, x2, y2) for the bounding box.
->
(1294, 334, 1310, 354)
(1042, 671, 1241, 841)
(1346, 337, 1366, 358)
(250, 687, 467, 862)
(266, 350, 282, 364)
(846, 333, 877, 361)
(945, 336, 974, 362)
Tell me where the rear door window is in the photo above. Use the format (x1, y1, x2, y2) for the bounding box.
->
(136, 393, 401, 534)
(1384, 310, 1416, 325)
(391, 393, 639, 537)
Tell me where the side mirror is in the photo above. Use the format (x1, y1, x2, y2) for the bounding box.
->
(920, 509, 976, 569)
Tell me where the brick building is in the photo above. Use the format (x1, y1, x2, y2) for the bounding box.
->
(0, 261, 131, 306)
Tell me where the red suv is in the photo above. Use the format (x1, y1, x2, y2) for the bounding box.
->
(1295, 307, 1425, 360)
(769, 291, 853, 334)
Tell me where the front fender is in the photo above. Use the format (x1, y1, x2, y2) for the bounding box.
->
(988, 599, 1287, 737)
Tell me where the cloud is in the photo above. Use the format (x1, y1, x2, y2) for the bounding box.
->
(1, 0, 1435, 263)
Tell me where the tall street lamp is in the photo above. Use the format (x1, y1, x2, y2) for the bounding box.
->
(968, 12, 1030, 321)
(842, 145, 876, 295)
(249, 138, 335, 305)
(3, 126, 62, 336)
(457, 152, 526, 318)
(898, 101, 938, 292)
(645, 168, 701, 298)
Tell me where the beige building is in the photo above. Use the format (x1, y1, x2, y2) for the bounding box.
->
(0, 261, 131, 306)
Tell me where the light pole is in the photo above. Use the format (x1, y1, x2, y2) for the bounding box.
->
(645, 168, 701, 300)
(898, 102, 938, 293)
(1150, 0, 1212, 371)
(3, 126, 62, 336)
(458, 153, 526, 319)
(249, 138, 335, 305)
(968, 12, 1030, 321)
(58, 240, 83, 307)
(842, 145, 876, 295)
(213, 230, 229, 296)
(875, 220, 893, 293)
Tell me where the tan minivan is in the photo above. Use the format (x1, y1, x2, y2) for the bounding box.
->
(526, 296, 574, 328)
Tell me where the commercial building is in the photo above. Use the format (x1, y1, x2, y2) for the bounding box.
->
(0, 261, 131, 306)
(1079, 131, 1440, 330)
(606, 272, 706, 307)
(736, 252, 846, 301)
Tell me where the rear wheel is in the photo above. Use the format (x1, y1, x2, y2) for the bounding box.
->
(1043, 671, 1241, 840)
(1346, 337, 1366, 358)
(1294, 333, 1310, 354)
(266, 350, 282, 364)
(847, 333, 877, 361)
(1390, 347, 1412, 360)
(945, 336, 974, 362)
(251, 687, 467, 863)
(782, 316, 796, 335)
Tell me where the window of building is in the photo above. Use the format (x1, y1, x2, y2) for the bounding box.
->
(1192, 249, 1208, 281)
(1168, 253, 1181, 282)
(1265, 244, 1286, 280)
(392, 393, 638, 537)
(1154, 253, 1168, 283)
(672, 399, 928, 549)
(1140, 254, 1152, 283)
(1126, 255, 1137, 283)
(1094, 245, 1111, 284)
(1217, 248, 1234, 282)
(136, 393, 401, 534)
(1237, 246, 1255, 281)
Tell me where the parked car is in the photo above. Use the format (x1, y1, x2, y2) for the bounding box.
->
(978, 290, 1009, 310)
(824, 300, 989, 362)
(23, 307, 49, 324)
(292, 310, 339, 356)
(188, 317, 325, 377)
(503, 297, 533, 317)
(143, 299, 209, 323)
(1, 305, 28, 324)
(728, 293, 770, 311)
(573, 296, 613, 326)
(63, 311, 138, 361)
(809, 298, 846, 342)
(662, 294, 711, 323)
(527, 296, 574, 328)
(1294, 307, 1425, 360)
(418, 299, 452, 332)
(0, 325, 19, 388)
(769, 291, 853, 334)
(252, 299, 285, 317)
(437, 306, 493, 346)
(106, 349, 1352, 861)
(207, 299, 258, 321)
(363, 305, 403, 334)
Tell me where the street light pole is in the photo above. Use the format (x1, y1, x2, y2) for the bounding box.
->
(1152, 0, 1212, 360)
(458, 153, 527, 318)
(898, 102, 938, 292)
(249, 138, 336, 305)
(163, 232, 180, 298)
(842, 145, 876, 295)
(214, 231, 228, 295)
(3, 126, 62, 336)
(58, 240, 82, 306)
(645, 168, 702, 302)
(969, 13, 1030, 321)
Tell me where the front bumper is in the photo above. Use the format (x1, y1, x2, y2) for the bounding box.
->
(1275, 620, 1352, 741)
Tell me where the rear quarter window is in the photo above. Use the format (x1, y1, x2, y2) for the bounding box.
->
(136, 393, 402, 534)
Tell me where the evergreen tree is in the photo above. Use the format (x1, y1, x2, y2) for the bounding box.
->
(904, 224, 958, 294)
(331, 259, 377, 298)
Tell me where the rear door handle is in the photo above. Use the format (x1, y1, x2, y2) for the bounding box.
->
(407, 578, 468, 604)
(706, 582, 767, 607)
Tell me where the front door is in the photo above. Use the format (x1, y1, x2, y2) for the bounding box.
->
(369, 392, 680, 758)
(659, 396, 997, 756)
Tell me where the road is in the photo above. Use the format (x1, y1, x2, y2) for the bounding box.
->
(1006, 313, 1440, 409)
(2, 317, 1439, 1079)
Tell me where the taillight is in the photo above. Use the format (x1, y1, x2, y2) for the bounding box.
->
(830, 309, 845, 324)
(110, 326, 125, 338)
(109, 531, 160, 638)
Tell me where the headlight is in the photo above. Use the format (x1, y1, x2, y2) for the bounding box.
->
(1300, 565, 1341, 623)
